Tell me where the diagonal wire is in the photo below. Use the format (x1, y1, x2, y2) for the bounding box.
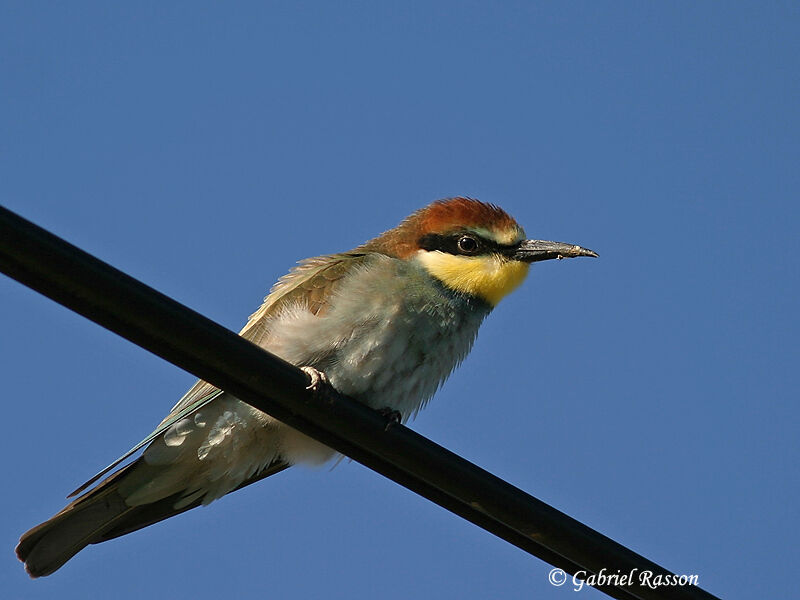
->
(0, 205, 719, 600)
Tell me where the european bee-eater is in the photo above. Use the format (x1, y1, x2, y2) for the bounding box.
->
(17, 197, 596, 577)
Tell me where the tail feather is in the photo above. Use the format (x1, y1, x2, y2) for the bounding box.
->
(16, 462, 139, 578)
(16, 459, 290, 578)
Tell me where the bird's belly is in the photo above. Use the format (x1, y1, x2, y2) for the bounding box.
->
(260, 303, 485, 468)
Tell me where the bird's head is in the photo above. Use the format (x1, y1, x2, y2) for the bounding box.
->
(362, 197, 597, 307)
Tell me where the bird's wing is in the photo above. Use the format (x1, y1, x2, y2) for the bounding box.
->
(69, 252, 371, 498)
(67, 385, 224, 497)
(238, 252, 368, 345)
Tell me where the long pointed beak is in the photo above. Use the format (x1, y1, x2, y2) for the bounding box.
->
(512, 239, 598, 263)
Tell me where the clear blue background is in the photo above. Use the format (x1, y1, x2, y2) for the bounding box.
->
(1, 3, 797, 599)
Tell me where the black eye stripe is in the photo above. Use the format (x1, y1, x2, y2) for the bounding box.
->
(418, 233, 513, 256)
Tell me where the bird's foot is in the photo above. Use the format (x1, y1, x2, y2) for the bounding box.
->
(300, 366, 333, 401)
(377, 407, 403, 431)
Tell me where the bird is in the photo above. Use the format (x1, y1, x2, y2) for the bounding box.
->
(16, 197, 597, 578)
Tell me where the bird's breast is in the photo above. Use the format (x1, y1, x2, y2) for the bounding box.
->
(261, 254, 491, 419)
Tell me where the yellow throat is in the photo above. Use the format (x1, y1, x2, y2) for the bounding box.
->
(416, 250, 530, 306)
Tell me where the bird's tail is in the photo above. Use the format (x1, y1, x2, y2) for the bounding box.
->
(16, 461, 143, 578)
(16, 458, 289, 578)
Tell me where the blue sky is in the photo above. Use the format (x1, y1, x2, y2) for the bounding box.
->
(1, 2, 798, 599)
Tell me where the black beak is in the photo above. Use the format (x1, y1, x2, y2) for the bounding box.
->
(511, 239, 598, 263)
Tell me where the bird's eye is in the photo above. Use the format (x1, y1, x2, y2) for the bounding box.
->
(457, 235, 480, 254)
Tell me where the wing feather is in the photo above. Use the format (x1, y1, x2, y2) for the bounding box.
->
(70, 252, 371, 498)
